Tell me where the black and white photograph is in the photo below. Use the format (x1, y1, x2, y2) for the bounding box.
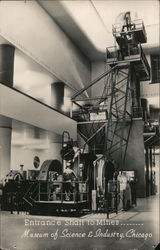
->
(0, 1, 160, 250)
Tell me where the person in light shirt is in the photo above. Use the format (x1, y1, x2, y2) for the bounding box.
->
(63, 161, 77, 200)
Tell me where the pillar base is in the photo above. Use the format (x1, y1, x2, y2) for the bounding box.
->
(0, 127, 12, 180)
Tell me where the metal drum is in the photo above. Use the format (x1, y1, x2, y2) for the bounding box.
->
(37, 160, 62, 181)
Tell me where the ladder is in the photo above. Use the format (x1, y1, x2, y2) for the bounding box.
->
(104, 63, 132, 166)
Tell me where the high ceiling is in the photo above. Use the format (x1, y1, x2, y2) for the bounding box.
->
(0, 1, 159, 149)
(39, 0, 160, 60)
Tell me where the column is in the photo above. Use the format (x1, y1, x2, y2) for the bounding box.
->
(0, 44, 15, 180)
(0, 126, 12, 180)
(145, 147, 149, 197)
(51, 82, 64, 112)
(50, 82, 65, 167)
(149, 147, 153, 195)
(0, 44, 15, 86)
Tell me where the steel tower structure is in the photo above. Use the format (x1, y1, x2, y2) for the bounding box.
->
(71, 13, 150, 168)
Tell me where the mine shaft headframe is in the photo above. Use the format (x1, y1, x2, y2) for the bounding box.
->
(112, 11, 147, 44)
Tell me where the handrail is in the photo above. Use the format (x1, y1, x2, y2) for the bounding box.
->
(0, 82, 74, 121)
(106, 46, 119, 62)
(139, 44, 150, 77)
(37, 180, 88, 184)
(112, 19, 145, 33)
(23, 181, 39, 206)
(37, 180, 89, 203)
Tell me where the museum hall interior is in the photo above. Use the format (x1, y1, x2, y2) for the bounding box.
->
(0, 1, 159, 250)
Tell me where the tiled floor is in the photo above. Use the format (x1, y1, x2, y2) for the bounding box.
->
(84, 195, 159, 221)
(1, 195, 159, 250)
